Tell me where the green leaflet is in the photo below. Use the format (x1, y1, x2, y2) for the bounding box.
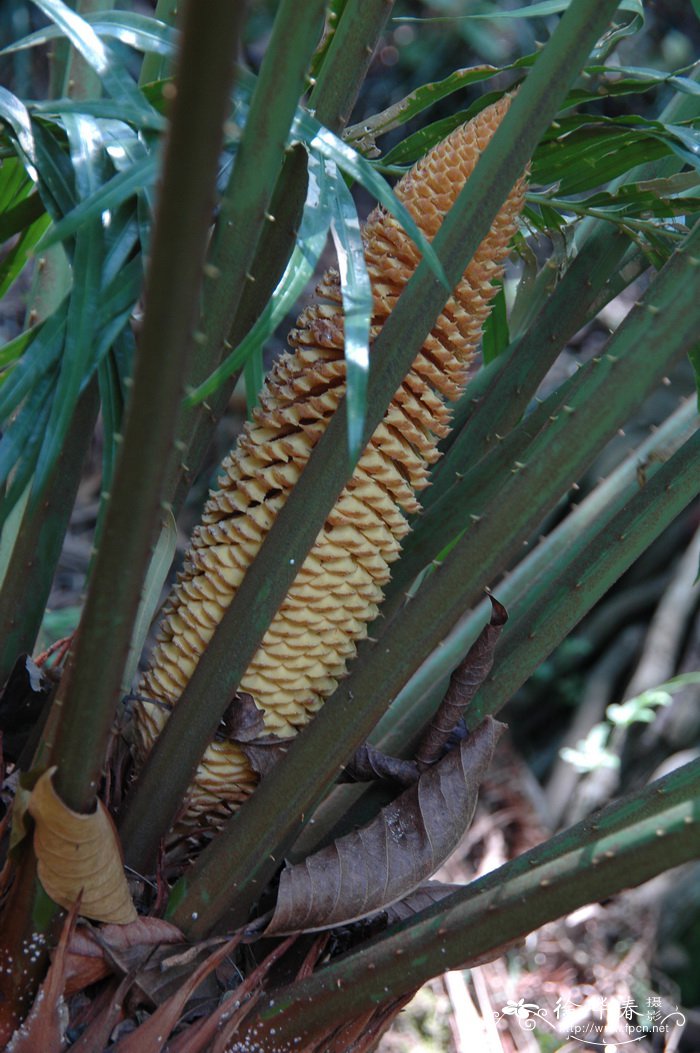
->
(0, 10, 178, 59)
(326, 159, 371, 463)
(30, 0, 158, 120)
(120, 511, 178, 695)
(184, 149, 334, 408)
(294, 110, 450, 292)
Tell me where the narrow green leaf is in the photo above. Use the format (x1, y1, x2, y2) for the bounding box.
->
(595, 62, 700, 97)
(294, 111, 450, 291)
(0, 302, 67, 421)
(380, 97, 501, 167)
(0, 371, 55, 504)
(344, 56, 534, 153)
(32, 114, 105, 502)
(243, 347, 264, 417)
(0, 10, 178, 59)
(120, 511, 178, 694)
(30, 96, 166, 131)
(481, 281, 509, 364)
(185, 150, 333, 408)
(0, 192, 45, 244)
(101, 209, 139, 289)
(37, 153, 158, 251)
(0, 86, 38, 172)
(396, 0, 641, 19)
(30, 0, 157, 119)
(0, 156, 30, 213)
(0, 326, 41, 375)
(0, 211, 51, 299)
(31, 120, 78, 225)
(327, 159, 371, 462)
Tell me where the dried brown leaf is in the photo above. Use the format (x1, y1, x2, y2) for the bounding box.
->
(383, 881, 463, 925)
(28, 767, 137, 924)
(166, 935, 296, 1053)
(217, 692, 264, 741)
(416, 596, 508, 769)
(217, 692, 289, 778)
(236, 736, 289, 779)
(68, 974, 131, 1052)
(339, 743, 419, 786)
(64, 917, 184, 995)
(111, 931, 244, 1053)
(264, 717, 505, 935)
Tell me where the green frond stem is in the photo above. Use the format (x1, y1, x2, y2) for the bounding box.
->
(161, 0, 327, 516)
(169, 0, 397, 517)
(295, 400, 700, 856)
(175, 212, 697, 935)
(417, 226, 634, 507)
(0, 382, 98, 688)
(466, 426, 700, 727)
(239, 757, 700, 1048)
(378, 397, 700, 755)
(146, 0, 624, 932)
(45, 0, 244, 813)
(308, 0, 395, 128)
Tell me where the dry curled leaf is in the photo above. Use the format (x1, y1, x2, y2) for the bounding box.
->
(64, 917, 183, 995)
(111, 931, 244, 1053)
(264, 717, 505, 935)
(217, 692, 290, 779)
(28, 767, 137, 924)
(382, 881, 463, 925)
(339, 742, 419, 786)
(416, 595, 508, 769)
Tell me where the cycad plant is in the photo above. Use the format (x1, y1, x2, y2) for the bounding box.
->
(0, 0, 699, 1049)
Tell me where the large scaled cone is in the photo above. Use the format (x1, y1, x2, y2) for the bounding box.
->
(133, 96, 527, 827)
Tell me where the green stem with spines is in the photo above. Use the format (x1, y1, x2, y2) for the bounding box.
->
(47, 0, 245, 812)
(292, 399, 699, 856)
(465, 426, 700, 726)
(160, 0, 326, 516)
(238, 756, 700, 1047)
(139, 0, 180, 85)
(168, 0, 396, 516)
(170, 210, 699, 935)
(120, 0, 400, 862)
(378, 397, 700, 755)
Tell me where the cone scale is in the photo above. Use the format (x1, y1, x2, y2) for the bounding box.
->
(133, 97, 527, 827)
